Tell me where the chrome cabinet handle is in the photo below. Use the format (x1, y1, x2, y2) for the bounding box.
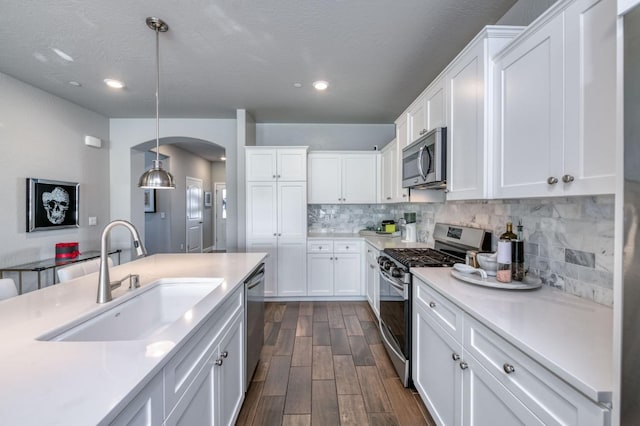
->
(562, 174, 574, 183)
(272, 175, 276, 179)
(503, 363, 515, 374)
(214, 358, 223, 366)
(402, 194, 407, 198)
(547, 176, 558, 185)
(386, 197, 391, 200)
(452, 353, 460, 361)
(221, 351, 228, 358)
(273, 233, 277, 236)
(277, 174, 281, 178)
(346, 246, 349, 249)
(429, 301, 436, 308)
(278, 233, 282, 236)
(459, 362, 468, 370)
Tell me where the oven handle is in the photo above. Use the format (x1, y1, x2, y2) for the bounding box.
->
(379, 269, 408, 300)
(379, 320, 406, 362)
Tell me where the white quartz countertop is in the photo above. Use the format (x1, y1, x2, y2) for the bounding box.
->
(0, 252, 266, 425)
(308, 232, 429, 251)
(411, 267, 613, 404)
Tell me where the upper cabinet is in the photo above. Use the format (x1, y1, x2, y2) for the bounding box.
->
(407, 76, 447, 145)
(493, 0, 616, 198)
(246, 147, 308, 181)
(308, 152, 378, 204)
(381, 139, 409, 203)
(445, 26, 523, 200)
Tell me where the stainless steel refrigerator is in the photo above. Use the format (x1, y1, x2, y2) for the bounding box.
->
(622, 3, 640, 424)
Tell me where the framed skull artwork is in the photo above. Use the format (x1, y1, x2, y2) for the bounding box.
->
(26, 178, 79, 232)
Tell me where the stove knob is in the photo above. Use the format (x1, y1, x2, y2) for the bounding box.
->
(383, 260, 394, 270)
(391, 267, 404, 278)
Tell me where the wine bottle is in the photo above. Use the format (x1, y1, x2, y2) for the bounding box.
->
(496, 223, 516, 283)
(512, 221, 525, 281)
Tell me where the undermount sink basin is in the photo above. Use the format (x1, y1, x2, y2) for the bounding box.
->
(39, 278, 224, 342)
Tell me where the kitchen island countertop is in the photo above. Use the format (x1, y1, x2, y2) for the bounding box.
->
(0, 252, 266, 425)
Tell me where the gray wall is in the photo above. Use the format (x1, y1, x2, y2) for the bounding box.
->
(256, 123, 395, 151)
(496, 0, 559, 25)
(0, 72, 110, 292)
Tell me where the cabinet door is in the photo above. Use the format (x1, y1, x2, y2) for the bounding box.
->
(493, 14, 564, 199)
(462, 355, 544, 426)
(246, 149, 277, 181)
(447, 41, 486, 200)
(396, 114, 409, 147)
(426, 77, 446, 131)
(164, 363, 216, 426)
(413, 304, 463, 426)
(307, 253, 334, 296)
(277, 149, 307, 181)
(381, 143, 395, 203)
(278, 182, 307, 239)
(341, 155, 378, 204)
(110, 374, 163, 426)
(408, 96, 427, 143)
(334, 253, 362, 296)
(563, 0, 616, 195)
(246, 240, 278, 297)
(278, 239, 307, 296)
(217, 313, 244, 426)
(246, 182, 277, 239)
(308, 155, 341, 203)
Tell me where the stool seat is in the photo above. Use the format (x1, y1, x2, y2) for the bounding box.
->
(57, 258, 113, 282)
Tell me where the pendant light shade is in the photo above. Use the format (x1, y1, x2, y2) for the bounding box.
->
(138, 17, 175, 190)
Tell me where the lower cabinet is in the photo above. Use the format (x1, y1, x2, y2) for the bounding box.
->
(111, 286, 245, 426)
(365, 242, 380, 318)
(413, 278, 610, 426)
(247, 238, 307, 297)
(307, 239, 362, 297)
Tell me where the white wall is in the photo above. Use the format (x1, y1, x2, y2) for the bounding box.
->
(0, 72, 110, 291)
(109, 119, 237, 254)
(256, 123, 395, 151)
(496, 0, 559, 25)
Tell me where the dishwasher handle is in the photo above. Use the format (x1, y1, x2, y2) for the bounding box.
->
(245, 264, 265, 290)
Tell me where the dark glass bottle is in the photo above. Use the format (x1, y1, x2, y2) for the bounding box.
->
(496, 223, 516, 283)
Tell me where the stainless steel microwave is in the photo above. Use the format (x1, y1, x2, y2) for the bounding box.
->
(402, 127, 447, 190)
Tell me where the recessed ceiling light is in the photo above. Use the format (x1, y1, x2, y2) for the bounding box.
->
(312, 80, 329, 91)
(52, 48, 74, 62)
(68, 81, 82, 87)
(104, 78, 125, 89)
(293, 83, 303, 88)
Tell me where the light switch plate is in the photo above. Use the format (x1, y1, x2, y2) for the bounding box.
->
(88, 216, 97, 226)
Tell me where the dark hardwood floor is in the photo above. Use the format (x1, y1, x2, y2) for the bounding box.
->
(236, 301, 436, 426)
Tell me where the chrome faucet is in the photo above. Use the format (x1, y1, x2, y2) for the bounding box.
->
(97, 220, 147, 304)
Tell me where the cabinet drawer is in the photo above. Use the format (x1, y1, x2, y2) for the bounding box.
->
(413, 278, 463, 342)
(163, 287, 243, 414)
(464, 316, 609, 426)
(334, 240, 361, 253)
(307, 240, 333, 253)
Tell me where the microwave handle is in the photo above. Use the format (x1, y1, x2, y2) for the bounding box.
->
(418, 145, 427, 180)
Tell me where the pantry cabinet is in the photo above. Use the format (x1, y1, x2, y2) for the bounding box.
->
(493, 0, 615, 198)
(307, 239, 362, 297)
(308, 152, 378, 204)
(246, 147, 307, 182)
(445, 26, 522, 200)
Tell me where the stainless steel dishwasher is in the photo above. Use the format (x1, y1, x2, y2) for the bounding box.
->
(244, 263, 265, 391)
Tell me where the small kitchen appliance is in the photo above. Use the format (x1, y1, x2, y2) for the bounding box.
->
(402, 212, 417, 243)
(377, 223, 491, 387)
(402, 127, 447, 190)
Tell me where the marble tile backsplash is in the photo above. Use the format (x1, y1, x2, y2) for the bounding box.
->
(308, 195, 614, 306)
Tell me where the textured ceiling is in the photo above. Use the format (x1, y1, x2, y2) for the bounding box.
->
(0, 0, 516, 123)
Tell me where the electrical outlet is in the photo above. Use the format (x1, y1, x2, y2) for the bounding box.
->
(160, 212, 166, 219)
(180, 243, 184, 250)
(88, 216, 97, 226)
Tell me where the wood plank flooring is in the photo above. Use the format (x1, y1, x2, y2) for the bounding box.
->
(237, 301, 436, 426)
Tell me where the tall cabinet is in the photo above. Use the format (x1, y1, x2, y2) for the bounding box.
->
(246, 147, 308, 297)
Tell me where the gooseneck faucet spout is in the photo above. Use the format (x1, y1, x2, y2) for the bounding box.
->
(97, 220, 147, 304)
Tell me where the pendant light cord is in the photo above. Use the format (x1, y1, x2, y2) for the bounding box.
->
(155, 27, 160, 165)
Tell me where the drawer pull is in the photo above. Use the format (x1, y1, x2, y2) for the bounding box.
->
(451, 353, 460, 361)
(503, 363, 515, 374)
(429, 302, 436, 308)
(221, 351, 229, 358)
(459, 361, 468, 370)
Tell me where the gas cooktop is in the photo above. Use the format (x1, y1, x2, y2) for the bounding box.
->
(383, 248, 462, 268)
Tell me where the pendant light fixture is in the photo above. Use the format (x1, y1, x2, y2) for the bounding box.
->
(138, 17, 175, 189)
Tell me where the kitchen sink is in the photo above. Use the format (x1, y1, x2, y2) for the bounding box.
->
(39, 278, 224, 342)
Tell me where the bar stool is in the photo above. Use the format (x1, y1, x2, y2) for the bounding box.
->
(0, 278, 18, 300)
(57, 258, 113, 282)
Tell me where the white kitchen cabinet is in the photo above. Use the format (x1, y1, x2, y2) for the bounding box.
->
(493, 0, 615, 198)
(381, 139, 409, 204)
(308, 152, 378, 204)
(307, 239, 362, 297)
(364, 242, 380, 318)
(246, 148, 307, 297)
(407, 76, 447, 145)
(110, 374, 163, 426)
(165, 309, 244, 426)
(407, 94, 427, 144)
(246, 147, 308, 182)
(445, 27, 522, 200)
(396, 114, 409, 147)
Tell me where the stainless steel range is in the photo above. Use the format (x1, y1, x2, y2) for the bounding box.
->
(377, 223, 491, 387)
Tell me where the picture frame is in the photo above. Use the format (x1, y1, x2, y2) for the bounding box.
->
(204, 191, 212, 207)
(27, 178, 79, 232)
(144, 189, 156, 213)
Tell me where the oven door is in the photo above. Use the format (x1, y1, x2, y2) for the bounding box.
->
(378, 268, 411, 386)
